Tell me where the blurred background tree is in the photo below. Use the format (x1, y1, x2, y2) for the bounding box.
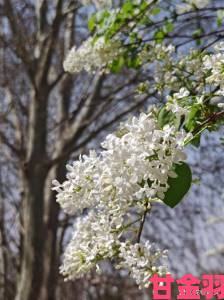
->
(0, 1, 224, 300)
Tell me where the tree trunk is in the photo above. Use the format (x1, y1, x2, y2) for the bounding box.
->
(16, 89, 50, 300)
(16, 159, 70, 300)
(15, 168, 47, 300)
(40, 160, 68, 300)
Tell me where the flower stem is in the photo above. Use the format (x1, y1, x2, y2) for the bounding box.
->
(136, 203, 151, 243)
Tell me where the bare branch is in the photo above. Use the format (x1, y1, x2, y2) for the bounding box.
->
(3, 0, 34, 78)
(48, 94, 151, 167)
(65, 73, 105, 141)
(36, 0, 48, 34)
(35, 0, 64, 88)
(0, 131, 21, 156)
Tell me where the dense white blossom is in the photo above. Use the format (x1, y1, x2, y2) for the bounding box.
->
(203, 42, 224, 92)
(139, 43, 175, 65)
(61, 210, 168, 286)
(52, 151, 101, 214)
(140, 45, 210, 94)
(63, 36, 122, 73)
(53, 108, 190, 287)
(60, 211, 118, 280)
(176, 0, 210, 14)
(178, 50, 206, 88)
(116, 241, 168, 288)
(139, 43, 178, 92)
(166, 88, 190, 118)
(53, 109, 188, 216)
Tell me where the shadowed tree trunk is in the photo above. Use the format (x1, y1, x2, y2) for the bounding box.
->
(15, 87, 50, 300)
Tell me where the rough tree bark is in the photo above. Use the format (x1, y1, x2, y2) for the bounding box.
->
(15, 88, 50, 300)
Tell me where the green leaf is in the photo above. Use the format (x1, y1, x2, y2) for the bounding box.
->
(88, 14, 96, 32)
(165, 21, 174, 33)
(127, 55, 140, 69)
(139, 16, 153, 26)
(184, 105, 200, 132)
(192, 28, 203, 43)
(196, 39, 201, 46)
(122, 1, 134, 18)
(139, 0, 149, 11)
(158, 107, 174, 128)
(192, 28, 203, 36)
(110, 56, 125, 73)
(154, 29, 165, 42)
(162, 162, 192, 208)
(129, 31, 137, 40)
(122, 1, 133, 11)
(151, 7, 161, 15)
(217, 17, 222, 27)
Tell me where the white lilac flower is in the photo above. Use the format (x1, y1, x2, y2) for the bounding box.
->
(53, 108, 189, 287)
(139, 43, 175, 65)
(176, 0, 210, 14)
(152, 48, 205, 92)
(218, 103, 224, 108)
(203, 42, 224, 92)
(139, 43, 177, 92)
(63, 36, 122, 74)
(60, 211, 118, 280)
(166, 88, 190, 118)
(52, 150, 102, 214)
(53, 109, 188, 215)
(116, 241, 168, 288)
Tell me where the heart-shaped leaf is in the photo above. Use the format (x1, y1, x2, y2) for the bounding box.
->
(162, 162, 192, 208)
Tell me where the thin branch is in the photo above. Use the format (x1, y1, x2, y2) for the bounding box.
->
(3, 0, 34, 79)
(49, 71, 66, 91)
(0, 131, 21, 156)
(192, 110, 224, 135)
(48, 94, 152, 167)
(35, 0, 64, 88)
(136, 203, 151, 243)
